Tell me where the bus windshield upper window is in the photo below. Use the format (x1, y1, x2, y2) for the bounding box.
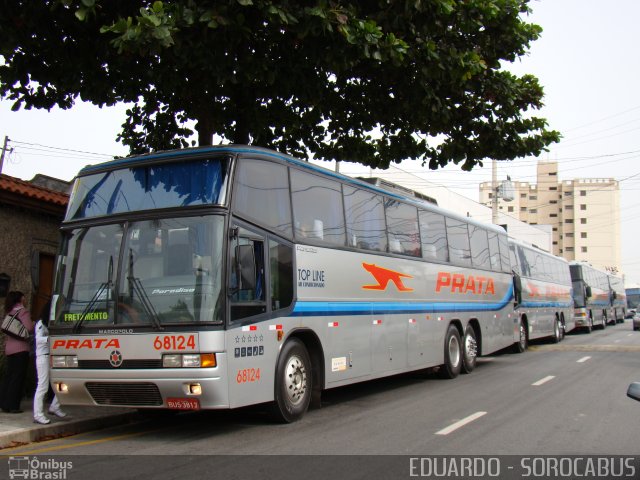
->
(66, 157, 230, 220)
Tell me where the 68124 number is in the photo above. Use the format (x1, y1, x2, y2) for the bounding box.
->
(153, 335, 196, 351)
(236, 368, 261, 384)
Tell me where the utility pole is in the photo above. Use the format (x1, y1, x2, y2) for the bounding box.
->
(0, 136, 12, 174)
(491, 159, 498, 224)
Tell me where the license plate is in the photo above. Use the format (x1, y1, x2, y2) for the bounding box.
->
(166, 398, 200, 410)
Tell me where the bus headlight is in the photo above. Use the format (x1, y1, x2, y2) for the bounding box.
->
(51, 355, 78, 368)
(162, 353, 216, 368)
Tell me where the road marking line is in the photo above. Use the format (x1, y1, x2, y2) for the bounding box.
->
(532, 375, 555, 386)
(435, 411, 487, 435)
(628, 334, 634, 337)
(614, 339, 621, 343)
(577, 356, 591, 363)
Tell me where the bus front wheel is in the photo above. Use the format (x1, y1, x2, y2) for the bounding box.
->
(438, 324, 462, 379)
(271, 338, 312, 423)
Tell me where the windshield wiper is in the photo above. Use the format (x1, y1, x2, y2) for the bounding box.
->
(73, 257, 113, 334)
(127, 248, 164, 331)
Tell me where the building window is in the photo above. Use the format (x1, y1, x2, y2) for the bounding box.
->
(566, 247, 574, 252)
(549, 213, 558, 217)
(549, 172, 557, 176)
(581, 246, 587, 253)
(520, 193, 526, 198)
(488, 192, 493, 199)
(580, 190, 587, 196)
(565, 219, 574, 224)
(566, 205, 573, 210)
(553, 227, 558, 232)
(530, 209, 537, 213)
(508, 206, 514, 212)
(520, 207, 527, 212)
(580, 204, 587, 210)
(564, 191, 573, 196)
(549, 186, 558, 191)
(581, 218, 587, 224)
(550, 200, 557, 204)
(566, 233, 574, 238)
(553, 241, 558, 245)
(581, 232, 587, 239)
(529, 196, 537, 200)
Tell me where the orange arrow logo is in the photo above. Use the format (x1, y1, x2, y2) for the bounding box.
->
(362, 263, 414, 292)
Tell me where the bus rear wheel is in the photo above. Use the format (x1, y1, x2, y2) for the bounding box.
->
(438, 324, 462, 379)
(271, 338, 312, 423)
(552, 319, 561, 343)
(461, 325, 477, 374)
(513, 319, 527, 353)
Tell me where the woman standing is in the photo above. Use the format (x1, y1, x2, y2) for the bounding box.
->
(33, 299, 66, 424)
(0, 291, 35, 413)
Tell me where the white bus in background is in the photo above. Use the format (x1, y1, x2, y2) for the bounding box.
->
(509, 239, 573, 347)
(49, 145, 523, 423)
(607, 273, 627, 323)
(569, 261, 611, 332)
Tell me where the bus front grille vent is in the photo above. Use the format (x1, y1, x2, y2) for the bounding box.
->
(85, 382, 163, 406)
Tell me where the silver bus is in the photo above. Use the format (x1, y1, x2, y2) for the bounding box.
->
(607, 273, 627, 323)
(569, 261, 611, 332)
(509, 239, 573, 346)
(50, 145, 521, 422)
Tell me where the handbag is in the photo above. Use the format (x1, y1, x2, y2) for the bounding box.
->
(1, 308, 29, 340)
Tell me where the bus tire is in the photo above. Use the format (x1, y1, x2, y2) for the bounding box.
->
(438, 324, 462, 379)
(461, 325, 477, 374)
(513, 319, 527, 353)
(552, 318, 561, 344)
(585, 318, 593, 334)
(271, 338, 312, 423)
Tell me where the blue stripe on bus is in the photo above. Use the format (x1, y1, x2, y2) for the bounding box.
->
(520, 301, 574, 309)
(291, 285, 514, 317)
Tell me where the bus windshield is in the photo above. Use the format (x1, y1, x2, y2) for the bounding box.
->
(52, 215, 225, 329)
(66, 156, 231, 220)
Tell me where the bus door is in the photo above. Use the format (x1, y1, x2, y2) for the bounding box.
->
(226, 222, 295, 408)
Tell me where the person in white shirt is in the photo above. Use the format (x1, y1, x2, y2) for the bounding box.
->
(33, 300, 66, 425)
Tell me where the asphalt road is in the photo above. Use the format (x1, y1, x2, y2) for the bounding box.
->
(3, 322, 639, 479)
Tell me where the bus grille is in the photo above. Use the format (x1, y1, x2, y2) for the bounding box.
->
(79, 359, 163, 369)
(85, 382, 163, 406)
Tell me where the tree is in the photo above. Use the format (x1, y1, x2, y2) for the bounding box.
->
(0, 0, 560, 170)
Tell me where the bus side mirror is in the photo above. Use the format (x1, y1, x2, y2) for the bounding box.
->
(627, 382, 640, 402)
(513, 273, 522, 306)
(612, 291, 617, 300)
(585, 286, 592, 298)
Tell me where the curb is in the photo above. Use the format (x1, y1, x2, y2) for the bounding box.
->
(0, 412, 140, 449)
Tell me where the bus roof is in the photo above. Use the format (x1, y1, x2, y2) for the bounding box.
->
(77, 145, 507, 235)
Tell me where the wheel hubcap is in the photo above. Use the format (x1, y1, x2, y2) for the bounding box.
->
(465, 334, 477, 360)
(284, 354, 307, 406)
(449, 335, 461, 367)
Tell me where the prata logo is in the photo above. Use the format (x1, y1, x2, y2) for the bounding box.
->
(109, 350, 123, 368)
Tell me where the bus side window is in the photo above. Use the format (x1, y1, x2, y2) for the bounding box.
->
(230, 227, 267, 321)
(269, 239, 293, 311)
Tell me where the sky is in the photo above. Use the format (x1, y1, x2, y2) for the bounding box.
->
(1, 0, 640, 282)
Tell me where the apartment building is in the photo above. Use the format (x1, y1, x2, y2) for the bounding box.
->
(479, 161, 620, 274)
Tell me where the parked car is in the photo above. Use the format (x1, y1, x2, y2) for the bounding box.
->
(625, 308, 636, 319)
(633, 313, 640, 331)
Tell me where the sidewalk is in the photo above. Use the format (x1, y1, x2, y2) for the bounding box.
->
(0, 397, 139, 449)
